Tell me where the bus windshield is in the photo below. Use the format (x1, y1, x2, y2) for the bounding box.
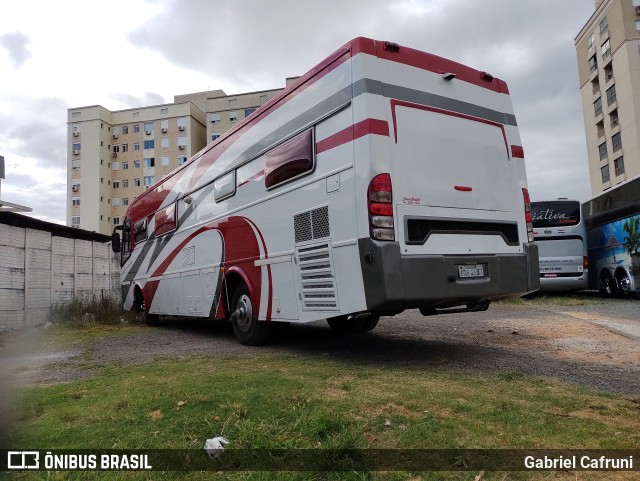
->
(531, 201, 580, 228)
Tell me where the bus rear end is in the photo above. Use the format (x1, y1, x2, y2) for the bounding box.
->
(532, 200, 589, 292)
(353, 40, 539, 314)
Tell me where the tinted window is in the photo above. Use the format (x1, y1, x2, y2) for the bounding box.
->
(531, 201, 580, 227)
(154, 204, 176, 236)
(134, 218, 147, 243)
(264, 129, 314, 189)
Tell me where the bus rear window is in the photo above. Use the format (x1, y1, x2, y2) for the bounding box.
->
(531, 201, 580, 228)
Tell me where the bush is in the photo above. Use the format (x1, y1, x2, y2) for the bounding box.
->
(49, 295, 135, 325)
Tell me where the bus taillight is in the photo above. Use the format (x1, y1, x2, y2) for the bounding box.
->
(368, 173, 394, 241)
(522, 188, 534, 242)
(583, 256, 589, 270)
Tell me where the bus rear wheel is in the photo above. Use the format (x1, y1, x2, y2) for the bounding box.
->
(230, 284, 272, 346)
(615, 271, 632, 298)
(599, 273, 616, 298)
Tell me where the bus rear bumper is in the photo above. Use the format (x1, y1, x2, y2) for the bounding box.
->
(358, 239, 539, 312)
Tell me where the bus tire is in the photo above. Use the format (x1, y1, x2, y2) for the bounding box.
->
(615, 270, 632, 298)
(136, 288, 159, 326)
(599, 273, 616, 298)
(230, 284, 272, 346)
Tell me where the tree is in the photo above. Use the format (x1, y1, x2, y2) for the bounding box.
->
(622, 216, 640, 256)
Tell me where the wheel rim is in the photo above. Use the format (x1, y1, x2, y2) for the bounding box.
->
(235, 294, 253, 333)
(604, 277, 614, 295)
(618, 274, 631, 293)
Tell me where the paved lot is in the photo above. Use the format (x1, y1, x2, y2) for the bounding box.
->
(2, 294, 640, 395)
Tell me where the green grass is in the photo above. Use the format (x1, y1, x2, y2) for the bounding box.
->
(5, 354, 639, 481)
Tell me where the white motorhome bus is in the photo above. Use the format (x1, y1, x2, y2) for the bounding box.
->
(112, 37, 539, 345)
(531, 199, 589, 291)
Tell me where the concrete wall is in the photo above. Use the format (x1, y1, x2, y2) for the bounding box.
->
(0, 223, 120, 330)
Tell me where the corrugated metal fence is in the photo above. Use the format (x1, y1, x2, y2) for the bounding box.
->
(0, 221, 120, 330)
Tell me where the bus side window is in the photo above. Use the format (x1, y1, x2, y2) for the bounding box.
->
(264, 129, 314, 189)
(154, 204, 177, 236)
(134, 218, 148, 243)
(214, 171, 236, 201)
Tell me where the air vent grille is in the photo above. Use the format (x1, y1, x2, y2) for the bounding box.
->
(294, 206, 330, 243)
(296, 243, 338, 310)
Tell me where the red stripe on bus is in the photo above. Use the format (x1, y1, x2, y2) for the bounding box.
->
(454, 186, 473, 192)
(316, 119, 390, 154)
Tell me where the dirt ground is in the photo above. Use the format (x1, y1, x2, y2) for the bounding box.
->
(1, 294, 639, 396)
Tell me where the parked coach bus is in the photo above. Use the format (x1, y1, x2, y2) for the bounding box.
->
(112, 37, 539, 345)
(582, 175, 640, 297)
(531, 199, 588, 291)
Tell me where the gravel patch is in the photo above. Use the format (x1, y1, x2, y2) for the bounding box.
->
(3, 296, 640, 396)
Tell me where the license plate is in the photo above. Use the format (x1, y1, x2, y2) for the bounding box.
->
(457, 264, 484, 278)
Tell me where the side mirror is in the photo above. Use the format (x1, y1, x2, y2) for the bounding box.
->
(111, 231, 121, 253)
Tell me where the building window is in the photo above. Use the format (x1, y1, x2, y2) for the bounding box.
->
(587, 33, 595, 49)
(134, 160, 141, 168)
(112, 198, 121, 206)
(72, 142, 81, 152)
(122, 162, 129, 170)
(113, 217, 120, 226)
(144, 158, 155, 168)
(144, 140, 154, 150)
(178, 155, 187, 165)
(606, 84, 616, 105)
(177, 137, 187, 149)
(144, 121, 154, 132)
(112, 145, 120, 154)
(601, 39, 611, 59)
(636, 20, 640, 31)
(604, 64, 613, 82)
(144, 175, 155, 187)
(122, 126, 128, 135)
(594, 97, 602, 116)
(123, 179, 129, 188)
(160, 119, 168, 131)
(612, 132, 622, 152)
(614, 156, 625, 176)
(71, 216, 80, 225)
(112, 162, 120, 170)
(229, 111, 237, 122)
(177, 117, 186, 130)
(160, 107, 168, 114)
(591, 77, 600, 95)
(244, 108, 255, 117)
(134, 178, 141, 187)
(601, 164, 610, 183)
(596, 120, 605, 138)
(588, 55, 597, 73)
(122, 144, 128, 152)
(161, 138, 169, 148)
(599, 16, 608, 34)
(610, 109, 619, 129)
(72, 197, 80, 206)
(162, 156, 169, 166)
(123, 198, 129, 206)
(113, 180, 120, 188)
(133, 142, 140, 151)
(211, 132, 221, 142)
(133, 125, 140, 133)
(598, 141, 608, 160)
(210, 113, 220, 124)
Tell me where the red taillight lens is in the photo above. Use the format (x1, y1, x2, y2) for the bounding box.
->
(522, 187, 534, 243)
(368, 173, 394, 241)
(584, 256, 589, 269)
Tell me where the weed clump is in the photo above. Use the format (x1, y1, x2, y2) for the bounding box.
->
(49, 295, 137, 326)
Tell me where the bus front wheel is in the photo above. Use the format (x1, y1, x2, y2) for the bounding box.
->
(230, 284, 272, 346)
(136, 288, 159, 326)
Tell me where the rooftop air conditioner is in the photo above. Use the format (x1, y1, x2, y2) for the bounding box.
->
(179, 145, 185, 150)
(73, 132, 79, 137)
(145, 130, 152, 135)
(178, 125, 185, 131)
(161, 127, 167, 133)
(73, 150, 80, 155)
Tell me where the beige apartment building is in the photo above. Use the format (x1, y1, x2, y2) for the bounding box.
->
(575, 0, 640, 196)
(67, 81, 295, 234)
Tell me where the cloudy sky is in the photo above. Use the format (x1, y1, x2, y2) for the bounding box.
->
(0, 0, 595, 225)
